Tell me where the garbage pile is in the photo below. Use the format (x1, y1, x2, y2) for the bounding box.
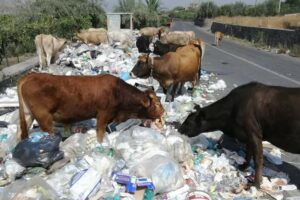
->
(0, 30, 298, 200)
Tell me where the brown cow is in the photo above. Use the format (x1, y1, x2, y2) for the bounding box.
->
(214, 31, 224, 46)
(74, 30, 108, 45)
(86, 28, 107, 32)
(17, 73, 165, 143)
(140, 27, 164, 39)
(160, 31, 196, 45)
(131, 39, 203, 102)
(35, 34, 67, 69)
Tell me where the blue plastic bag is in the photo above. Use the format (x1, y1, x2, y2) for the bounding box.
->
(13, 133, 64, 168)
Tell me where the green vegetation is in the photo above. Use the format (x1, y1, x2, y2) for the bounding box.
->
(289, 45, 300, 57)
(114, 0, 170, 28)
(1, 0, 299, 67)
(0, 0, 106, 66)
(191, 0, 300, 20)
(169, 6, 197, 20)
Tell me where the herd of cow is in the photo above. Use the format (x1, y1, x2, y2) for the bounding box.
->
(18, 26, 300, 189)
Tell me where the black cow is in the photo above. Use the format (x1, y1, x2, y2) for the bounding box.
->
(153, 40, 183, 56)
(179, 82, 300, 188)
(136, 35, 152, 53)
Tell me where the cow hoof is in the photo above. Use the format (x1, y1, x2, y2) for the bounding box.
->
(245, 176, 261, 189)
(252, 181, 261, 189)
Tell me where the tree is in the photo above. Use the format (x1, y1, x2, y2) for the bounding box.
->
(264, 0, 278, 15)
(198, 2, 218, 18)
(114, 0, 144, 12)
(282, 0, 300, 14)
(115, 0, 164, 28)
(145, 0, 161, 13)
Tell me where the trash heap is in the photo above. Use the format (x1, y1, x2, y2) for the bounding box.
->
(0, 30, 299, 200)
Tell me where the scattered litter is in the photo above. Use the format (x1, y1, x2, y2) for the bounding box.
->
(208, 79, 227, 90)
(1, 176, 59, 200)
(0, 30, 297, 200)
(264, 148, 283, 165)
(69, 168, 102, 200)
(13, 132, 64, 168)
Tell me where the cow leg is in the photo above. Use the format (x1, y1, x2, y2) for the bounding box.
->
(197, 69, 201, 85)
(172, 83, 180, 99)
(35, 112, 54, 134)
(38, 53, 43, 69)
(46, 53, 52, 67)
(239, 142, 253, 171)
(37, 49, 46, 70)
(17, 114, 34, 141)
(251, 135, 263, 188)
(165, 84, 175, 102)
(162, 87, 167, 94)
(96, 111, 113, 143)
(191, 78, 198, 95)
(175, 82, 184, 95)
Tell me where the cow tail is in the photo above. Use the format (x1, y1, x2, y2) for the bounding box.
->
(200, 40, 205, 60)
(36, 34, 47, 67)
(197, 40, 206, 83)
(17, 77, 28, 139)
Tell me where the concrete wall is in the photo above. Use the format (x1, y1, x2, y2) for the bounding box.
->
(211, 22, 300, 48)
(0, 56, 37, 82)
(107, 14, 121, 31)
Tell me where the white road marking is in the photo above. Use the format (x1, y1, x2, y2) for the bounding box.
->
(186, 22, 300, 86)
(208, 43, 300, 86)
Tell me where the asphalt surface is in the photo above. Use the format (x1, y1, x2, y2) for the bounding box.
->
(171, 21, 300, 188)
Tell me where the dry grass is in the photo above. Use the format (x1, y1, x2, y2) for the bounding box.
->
(214, 14, 300, 29)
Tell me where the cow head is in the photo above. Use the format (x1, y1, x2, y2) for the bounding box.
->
(153, 41, 163, 55)
(158, 27, 165, 40)
(140, 90, 165, 127)
(56, 37, 68, 51)
(130, 54, 151, 78)
(72, 32, 81, 42)
(179, 105, 205, 137)
(189, 38, 201, 47)
(160, 32, 168, 43)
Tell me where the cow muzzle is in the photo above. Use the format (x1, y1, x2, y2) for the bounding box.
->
(154, 113, 165, 129)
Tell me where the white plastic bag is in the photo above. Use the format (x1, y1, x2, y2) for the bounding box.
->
(114, 126, 184, 194)
(166, 133, 193, 163)
(130, 155, 184, 194)
(0, 124, 18, 156)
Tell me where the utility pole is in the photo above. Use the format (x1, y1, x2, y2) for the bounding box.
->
(278, 0, 281, 14)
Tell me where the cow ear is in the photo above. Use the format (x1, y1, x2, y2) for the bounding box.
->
(141, 96, 150, 108)
(139, 54, 147, 62)
(148, 91, 155, 99)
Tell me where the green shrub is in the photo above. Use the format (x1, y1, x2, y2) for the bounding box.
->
(290, 45, 300, 57)
(0, 0, 106, 66)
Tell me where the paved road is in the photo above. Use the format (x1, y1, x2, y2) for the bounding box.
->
(171, 21, 300, 188)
